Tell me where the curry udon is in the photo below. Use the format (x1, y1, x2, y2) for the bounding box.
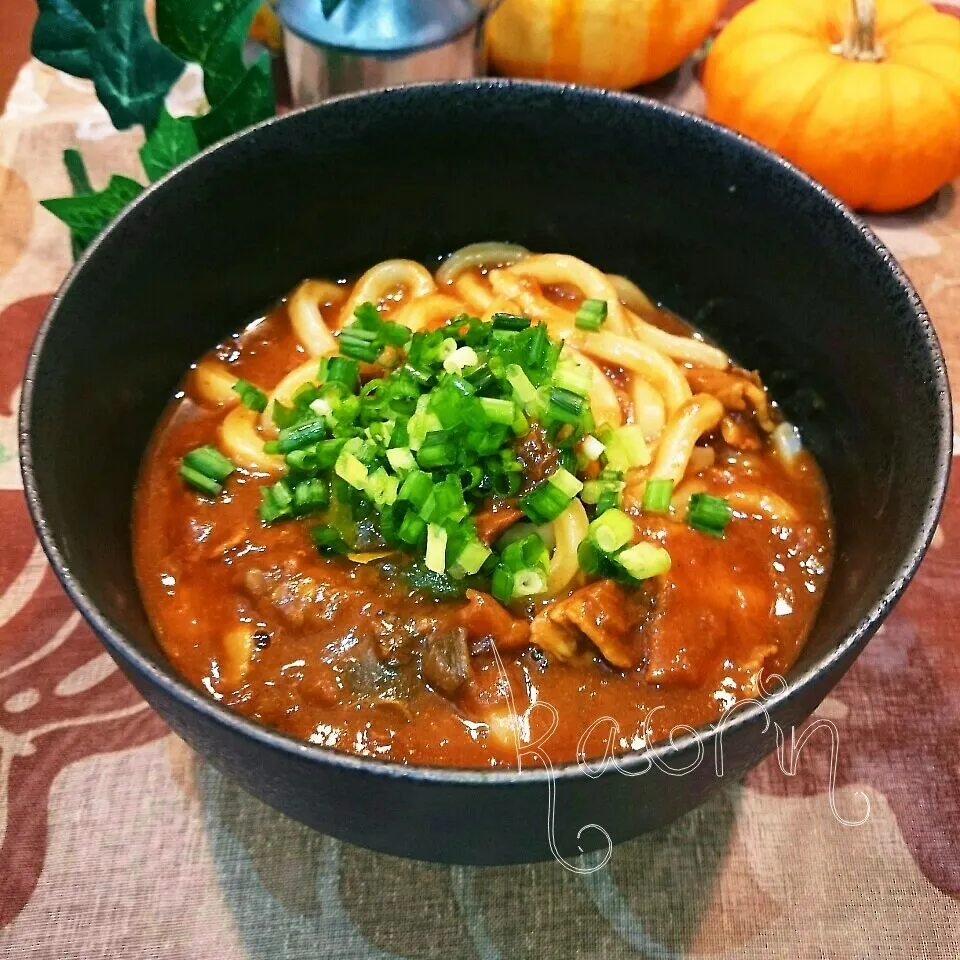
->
(134, 245, 832, 767)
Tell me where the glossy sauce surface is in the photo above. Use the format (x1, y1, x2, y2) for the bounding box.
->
(134, 276, 833, 767)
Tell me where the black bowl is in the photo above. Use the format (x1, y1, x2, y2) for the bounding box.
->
(20, 80, 951, 865)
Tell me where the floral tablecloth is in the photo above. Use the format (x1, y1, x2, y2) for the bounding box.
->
(2, 7, 960, 958)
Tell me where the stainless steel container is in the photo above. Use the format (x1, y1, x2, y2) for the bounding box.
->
(280, 0, 502, 106)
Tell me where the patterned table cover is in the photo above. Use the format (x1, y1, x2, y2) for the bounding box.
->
(2, 7, 959, 957)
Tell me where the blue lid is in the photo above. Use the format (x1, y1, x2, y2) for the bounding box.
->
(279, 0, 493, 55)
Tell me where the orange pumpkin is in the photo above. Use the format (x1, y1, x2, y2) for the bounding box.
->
(704, 0, 960, 212)
(486, 0, 726, 89)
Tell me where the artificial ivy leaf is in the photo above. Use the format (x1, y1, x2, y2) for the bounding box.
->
(89, 1, 186, 131)
(41, 174, 144, 252)
(140, 107, 200, 182)
(63, 148, 92, 196)
(156, 0, 263, 106)
(192, 56, 275, 150)
(32, 0, 185, 132)
(31, 0, 104, 77)
(61, 148, 94, 259)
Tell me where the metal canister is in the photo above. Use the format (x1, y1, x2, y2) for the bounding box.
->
(279, 0, 503, 106)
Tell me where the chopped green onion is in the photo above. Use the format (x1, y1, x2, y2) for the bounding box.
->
(179, 465, 222, 496)
(259, 480, 294, 524)
(505, 363, 538, 407)
(546, 387, 585, 426)
(552, 357, 593, 397)
(386, 447, 417, 473)
(642, 478, 674, 514)
(455, 539, 492, 576)
(604, 424, 651, 472)
(595, 486, 620, 515)
(334, 451, 368, 489)
(520, 469, 581, 524)
(408, 409, 442, 451)
(292, 382, 319, 409)
(353, 301, 381, 327)
(491, 313, 531, 331)
(182, 445, 235, 483)
(293, 478, 329, 514)
(233, 379, 268, 413)
(588, 508, 634, 554)
(616, 542, 671, 579)
(425, 523, 448, 574)
(416, 431, 458, 469)
(309, 396, 333, 418)
(687, 493, 733, 538)
(491, 565, 515, 604)
(511, 407, 529, 436)
(581, 434, 605, 461)
(339, 332, 380, 363)
(272, 400, 300, 430)
(577, 539, 603, 576)
(285, 446, 320, 474)
(365, 468, 399, 507)
(575, 298, 608, 331)
(443, 345, 479, 375)
(276, 418, 328, 454)
(419, 476, 467, 524)
(523, 322, 549, 370)
(398, 470, 433, 509)
(548, 468, 584, 499)
(313, 437, 348, 469)
(311, 525, 349, 555)
(513, 568, 548, 596)
(325, 356, 359, 392)
(398, 510, 427, 546)
(479, 397, 516, 425)
(381, 321, 412, 346)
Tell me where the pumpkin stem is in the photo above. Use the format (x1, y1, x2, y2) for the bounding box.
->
(831, 0, 884, 61)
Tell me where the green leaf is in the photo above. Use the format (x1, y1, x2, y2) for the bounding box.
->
(61, 148, 94, 258)
(31, 0, 104, 76)
(32, 0, 185, 132)
(156, 0, 263, 106)
(63, 148, 93, 196)
(140, 107, 200, 182)
(41, 175, 144, 252)
(192, 55, 275, 150)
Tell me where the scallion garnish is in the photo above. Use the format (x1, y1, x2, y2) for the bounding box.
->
(179, 465, 223, 497)
(519, 468, 581, 524)
(574, 298, 608, 331)
(642, 478, 674, 514)
(232, 379, 268, 412)
(183, 445, 235, 483)
(615, 542, 672, 579)
(294, 478, 329, 514)
(425, 523, 448, 574)
(491, 313, 531, 331)
(194, 301, 742, 595)
(687, 493, 733, 538)
(276, 418, 328, 454)
(588, 508, 635, 554)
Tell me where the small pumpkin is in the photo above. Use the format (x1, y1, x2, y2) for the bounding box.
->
(486, 0, 726, 90)
(704, 0, 960, 212)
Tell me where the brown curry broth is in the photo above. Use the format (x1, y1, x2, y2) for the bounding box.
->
(134, 272, 833, 767)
